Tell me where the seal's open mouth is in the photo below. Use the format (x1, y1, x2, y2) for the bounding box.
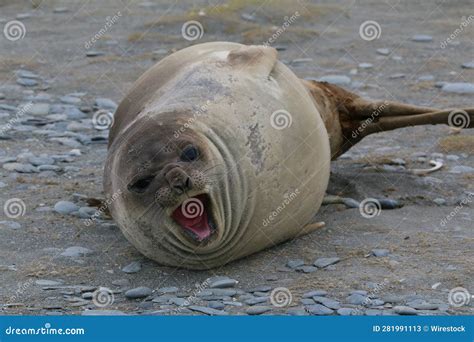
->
(171, 194, 216, 242)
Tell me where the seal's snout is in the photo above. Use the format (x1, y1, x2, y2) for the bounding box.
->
(164, 164, 192, 195)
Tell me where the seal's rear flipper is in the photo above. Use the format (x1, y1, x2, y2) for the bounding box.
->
(303, 80, 473, 159)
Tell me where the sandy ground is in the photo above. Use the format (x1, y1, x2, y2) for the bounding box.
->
(0, 0, 472, 315)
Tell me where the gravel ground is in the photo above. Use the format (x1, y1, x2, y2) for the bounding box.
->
(0, 0, 472, 316)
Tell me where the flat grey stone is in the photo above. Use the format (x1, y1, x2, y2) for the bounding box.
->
(28, 156, 55, 166)
(60, 96, 81, 105)
(343, 198, 360, 208)
(208, 301, 225, 310)
(54, 201, 79, 215)
(302, 290, 327, 298)
(286, 259, 305, 269)
(95, 98, 117, 110)
(450, 165, 474, 173)
(17, 78, 38, 87)
(461, 61, 474, 69)
(371, 249, 390, 257)
(122, 261, 142, 274)
(389, 73, 406, 79)
(26, 103, 50, 115)
(301, 298, 315, 305)
(3, 162, 38, 173)
(246, 305, 272, 315)
(209, 278, 238, 288)
(247, 285, 272, 293)
(125, 286, 152, 299)
(49, 137, 82, 148)
(306, 304, 334, 315)
(346, 293, 368, 305)
(394, 305, 418, 315)
(441, 82, 474, 94)
(433, 198, 446, 206)
(60, 246, 93, 257)
(312, 296, 341, 310)
(411, 34, 433, 42)
(245, 297, 269, 306)
(82, 310, 126, 316)
(378, 199, 401, 209)
(188, 305, 228, 316)
(35, 279, 63, 286)
(337, 308, 360, 315)
(376, 48, 390, 56)
(17, 70, 39, 79)
(359, 63, 373, 69)
(157, 286, 179, 295)
(314, 257, 340, 268)
(112, 278, 130, 287)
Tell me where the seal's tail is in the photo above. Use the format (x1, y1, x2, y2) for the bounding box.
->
(303, 80, 473, 159)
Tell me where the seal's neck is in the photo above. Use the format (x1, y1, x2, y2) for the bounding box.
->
(302, 80, 474, 159)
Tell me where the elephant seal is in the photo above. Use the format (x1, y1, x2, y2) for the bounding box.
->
(104, 42, 473, 270)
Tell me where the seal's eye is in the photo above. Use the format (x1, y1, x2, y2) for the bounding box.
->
(128, 175, 155, 193)
(180, 145, 199, 162)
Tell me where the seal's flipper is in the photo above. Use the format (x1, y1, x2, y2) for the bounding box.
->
(303, 80, 473, 159)
(227, 45, 277, 77)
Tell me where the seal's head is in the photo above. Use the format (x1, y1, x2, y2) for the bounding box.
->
(104, 111, 233, 265)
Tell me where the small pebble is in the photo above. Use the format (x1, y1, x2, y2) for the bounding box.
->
(54, 201, 79, 215)
(246, 305, 272, 315)
(125, 287, 152, 299)
(188, 305, 228, 316)
(286, 259, 305, 269)
(411, 35, 433, 42)
(394, 305, 418, 315)
(60, 246, 93, 257)
(314, 257, 340, 268)
(306, 304, 334, 315)
(371, 249, 390, 257)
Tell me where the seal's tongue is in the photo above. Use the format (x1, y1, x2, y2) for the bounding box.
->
(171, 195, 211, 241)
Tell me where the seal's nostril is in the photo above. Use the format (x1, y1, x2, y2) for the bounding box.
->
(184, 176, 191, 189)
